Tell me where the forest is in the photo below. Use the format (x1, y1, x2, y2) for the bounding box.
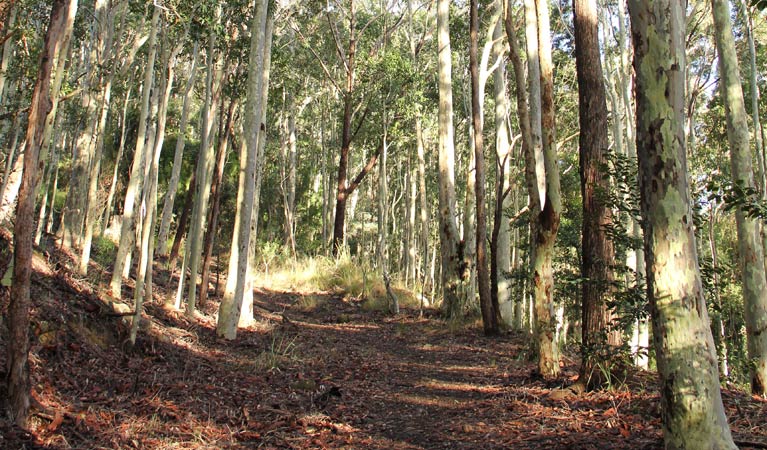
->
(0, 0, 766, 448)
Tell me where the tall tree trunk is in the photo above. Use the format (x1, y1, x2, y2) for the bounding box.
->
(573, 0, 617, 391)
(492, 2, 513, 326)
(523, 0, 563, 379)
(377, 111, 389, 270)
(185, 16, 222, 317)
(241, 17, 274, 326)
(504, 1, 535, 333)
(199, 97, 235, 307)
(629, 0, 737, 446)
(101, 83, 131, 233)
(109, 4, 160, 298)
(0, 5, 15, 105)
(470, 0, 497, 335)
(711, 0, 767, 396)
(217, 0, 270, 339)
(7, 0, 77, 427)
(61, 1, 104, 250)
(131, 31, 179, 343)
(331, 1, 357, 256)
(280, 88, 298, 255)
(168, 169, 195, 272)
(437, 0, 465, 318)
(157, 42, 199, 256)
(709, 204, 730, 377)
(79, 0, 124, 274)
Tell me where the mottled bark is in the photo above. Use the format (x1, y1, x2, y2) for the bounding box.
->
(504, 1, 535, 333)
(711, 0, 767, 396)
(525, 0, 562, 379)
(630, 0, 737, 446)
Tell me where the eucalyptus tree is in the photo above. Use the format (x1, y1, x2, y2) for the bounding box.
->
(491, 0, 513, 326)
(503, 1, 535, 333)
(469, 0, 497, 335)
(711, 0, 767, 397)
(156, 42, 199, 256)
(110, 3, 161, 298)
(518, 0, 563, 378)
(437, 0, 467, 318)
(217, 0, 270, 339)
(7, 0, 77, 427)
(183, 4, 224, 316)
(0, 4, 16, 106)
(79, 0, 135, 274)
(60, 0, 112, 251)
(629, 0, 737, 445)
(131, 21, 186, 344)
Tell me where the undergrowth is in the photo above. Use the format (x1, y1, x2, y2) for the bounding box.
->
(251, 252, 423, 312)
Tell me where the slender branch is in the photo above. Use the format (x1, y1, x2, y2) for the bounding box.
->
(326, 11, 350, 74)
(289, 20, 342, 93)
(350, 103, 371, 142)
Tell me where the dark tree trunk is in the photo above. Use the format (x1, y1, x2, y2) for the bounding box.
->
(573, 0, 617, 391)
(168, 169, 197, 271)
(199, 97, 235, 307)
(7, 0, 76, 427)
(470, 0, 497, 335)
(331, 1, 357, 257)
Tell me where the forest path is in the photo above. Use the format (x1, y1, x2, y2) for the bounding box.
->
(2, 257, 765, 449)
(236, 290, 664, 449)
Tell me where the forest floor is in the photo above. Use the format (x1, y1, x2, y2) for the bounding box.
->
(1, 237, 766, 449)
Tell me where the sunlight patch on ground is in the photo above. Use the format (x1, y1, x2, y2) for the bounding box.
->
(392, 392, 478, 409)
(298, 321, 381, 332)
(393, 360, 496, 376)
(416, 379, 503, 395)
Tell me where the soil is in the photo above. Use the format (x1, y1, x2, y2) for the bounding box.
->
(0, 240, 765, 449)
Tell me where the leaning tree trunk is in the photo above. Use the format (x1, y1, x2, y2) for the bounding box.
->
(7, 0, 77, 427)
(109, 4, 160, 298)
(629, 0, 737, 446)
(157, 42, 199, 256)
(573, 0, 617, 391)
(711, 0, 767, 397)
